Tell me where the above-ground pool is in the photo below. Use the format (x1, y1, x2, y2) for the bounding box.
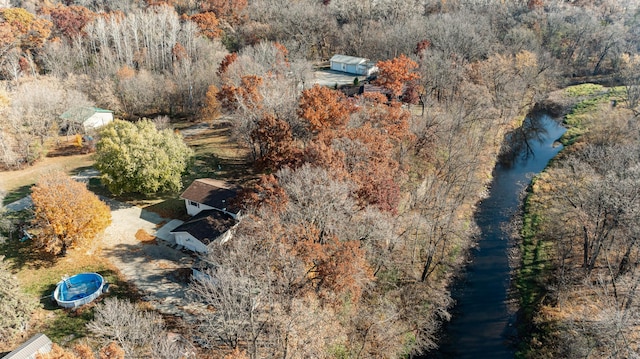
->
(53, 273, 106, 309)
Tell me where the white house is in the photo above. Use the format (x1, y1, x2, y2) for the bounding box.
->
(170, 210, 238, 253)
(59, 107, 114, 133)
(3, 333, 52, 359)
(180, 178, 240, 219)
(330, 54, 378, 76)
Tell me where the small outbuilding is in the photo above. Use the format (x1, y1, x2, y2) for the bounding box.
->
(59, 107, 114, 133)
(330, 54, 378, 76)
(3, 333, 52, 359)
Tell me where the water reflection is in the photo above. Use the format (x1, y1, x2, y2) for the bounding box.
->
(423, 113, 566, 359)
(498, 113, 558, 168)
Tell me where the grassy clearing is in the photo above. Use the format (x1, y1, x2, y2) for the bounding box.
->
(560, 85, 626, 146)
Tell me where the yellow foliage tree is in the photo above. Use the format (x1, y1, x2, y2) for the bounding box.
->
(31, 171, 112, 255)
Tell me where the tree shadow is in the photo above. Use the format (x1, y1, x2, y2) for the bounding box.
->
(0, 233, 57, 272)
(3, 185, 32, 206)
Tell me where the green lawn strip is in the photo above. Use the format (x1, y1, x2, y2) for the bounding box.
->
(560, 85, 627, 146)
(516, 189, 553, 358)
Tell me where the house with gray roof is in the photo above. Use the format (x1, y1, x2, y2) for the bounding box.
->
(171, 178, 242, 253)
(180, 178, 241, 219)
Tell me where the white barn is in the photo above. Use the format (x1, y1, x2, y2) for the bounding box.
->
(330, 55, 378, 76)
(60, 107, 114, 133)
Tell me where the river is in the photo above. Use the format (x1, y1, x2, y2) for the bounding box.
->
(426, 113, 567, 358)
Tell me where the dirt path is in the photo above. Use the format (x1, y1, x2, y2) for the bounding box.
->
(0, 154, 93, 193)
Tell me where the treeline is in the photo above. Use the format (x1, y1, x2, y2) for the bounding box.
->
(1, 0, 639, 168)
(1, 0, 640, 357)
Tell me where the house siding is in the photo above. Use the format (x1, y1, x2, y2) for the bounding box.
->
(184, 199, 215, 216)
(174, 232, 209, 253)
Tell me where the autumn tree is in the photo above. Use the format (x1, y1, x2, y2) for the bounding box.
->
(0, 256, 37, 343)
(189, 12, 222, 40)
(41, 4, 96, 39)
(200, 0, 248, 24)
(250, 113, 301, 170)
(374, 54, 420, 98)
(297, 85, 353, 135)
(94, 119, 194, 196)
(31, 171, 111, 255)
(201, 84, 221, 122)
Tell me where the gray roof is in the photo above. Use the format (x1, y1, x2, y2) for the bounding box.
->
(330, 54, 370, 65)
(170, 209, 237, 245)
(180, 179, 240, 214)
(3, 333, 52, 359)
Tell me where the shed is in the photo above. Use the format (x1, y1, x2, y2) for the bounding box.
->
(2, 333, 52, 359)
(330, 55, 378, 76)
(59, 107, 114, 133)
(170, 210, 238, 253)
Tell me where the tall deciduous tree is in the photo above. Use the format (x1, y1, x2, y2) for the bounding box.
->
(31, 171, 111, 255)
(374, 54, 419, 98)
(297, 85, 353, 135)
(95, 119, 194, 196)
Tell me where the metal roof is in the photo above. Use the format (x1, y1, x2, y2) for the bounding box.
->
(330, 54, 370, 65)
(3, 333, 52, 359)
(59, 107, 113, 123)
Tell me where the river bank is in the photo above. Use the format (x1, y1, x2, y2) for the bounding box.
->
(516, 84, 638, 358)
(428, 111, 566, 358)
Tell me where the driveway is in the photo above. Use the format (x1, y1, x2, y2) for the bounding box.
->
(100, 199, 196, 317)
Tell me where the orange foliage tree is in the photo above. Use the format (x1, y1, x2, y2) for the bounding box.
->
(200, 0, 248, 24)
(0, 8, 52, 51)
(297, 85, 354, 135)
(41, 5, 96, 39)
(31, 171, 112, 255)
(189, 12, 222, 39)
(217, 52, 237, 77)
(374, 54, 420, 98)
(250, 113, 302, 170)
(201, 84, 221, 121)
(217, 75, 263, 112)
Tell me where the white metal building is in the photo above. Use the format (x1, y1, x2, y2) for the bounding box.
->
(329, 55, 378, 76)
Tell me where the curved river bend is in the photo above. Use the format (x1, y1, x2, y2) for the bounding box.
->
(427, 113, 566, 358)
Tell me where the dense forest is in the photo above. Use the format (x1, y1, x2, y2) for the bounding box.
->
(1, 0, 640, 357)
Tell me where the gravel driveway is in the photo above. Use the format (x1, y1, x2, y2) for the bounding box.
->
(100, 198, 196, 316)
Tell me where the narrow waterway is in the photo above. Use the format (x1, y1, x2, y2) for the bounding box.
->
(427, 113, 566, 358)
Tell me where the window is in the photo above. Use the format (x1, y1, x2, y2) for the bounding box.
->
(189, 201, 200, 207)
